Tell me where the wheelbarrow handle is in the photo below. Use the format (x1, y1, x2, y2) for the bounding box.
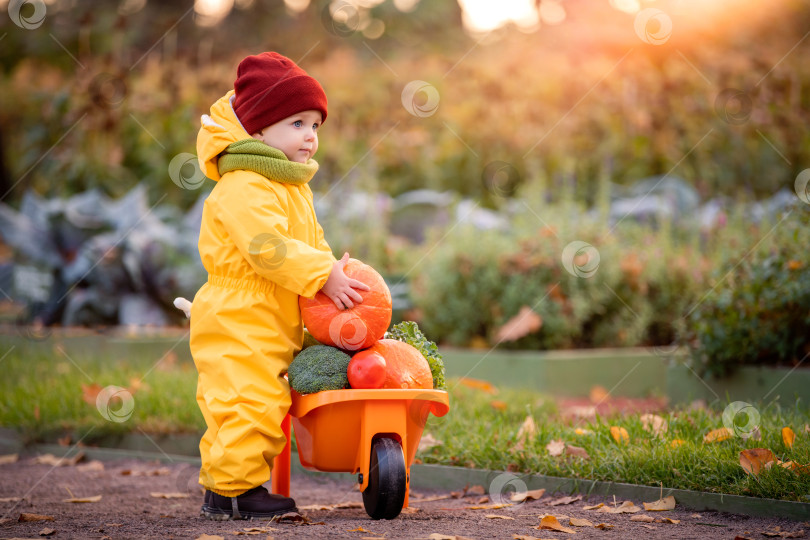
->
(271, 413, 292, 497)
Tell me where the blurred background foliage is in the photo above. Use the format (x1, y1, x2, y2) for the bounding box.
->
(0, 0, 809, 373)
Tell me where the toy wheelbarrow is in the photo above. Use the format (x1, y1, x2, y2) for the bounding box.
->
(271, 388, 449, 520)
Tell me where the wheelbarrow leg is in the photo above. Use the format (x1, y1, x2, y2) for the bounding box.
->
(271, 413, 291, 497)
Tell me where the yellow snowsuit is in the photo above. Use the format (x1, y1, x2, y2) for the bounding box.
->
(191, 91, 335, 497)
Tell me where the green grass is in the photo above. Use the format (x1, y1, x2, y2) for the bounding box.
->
(419, 381, 810, 501)
(1, 337, 808, 501)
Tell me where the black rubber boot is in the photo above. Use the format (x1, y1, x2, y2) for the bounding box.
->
(202, 486, 296, 521)
(200, 490, 211, 516)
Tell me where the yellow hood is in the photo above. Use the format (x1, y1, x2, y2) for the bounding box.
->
(197, 90, 251, 182)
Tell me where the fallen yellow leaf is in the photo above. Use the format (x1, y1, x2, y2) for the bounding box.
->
(0, 454, 19, 465)
(739, 448, 777, 476)
(598, 500, 641, 514)
(594, 523, 614, 530)
(63, 495, 102, 503)
(537, 515, 576, 534)
(38, 528, 56, 537)
(574, 428, 593, 436)
(670, 439, 685, 448)
(782, 427, 796, 449)
(490, 400, 508, 411)
(643, 496, 676, 511)
(467, 485, 486, 496)
(511, 488, 546, 503)
(486, 514, 515, 520)
(610, 426, 629, 445)
(565, 445, 590, 460)
(548, 495, 582, 506)
(656, 517, 680, 524)
(18, 513, 54, 522)
(428, 535, 475, 540)
(195, 535, 225, 540)
(546, 439, 565, 457)
(514, 415, 538, 452)
(464, 503, 513, 510)
(704, 428, 732, 443)
(348, 527, 372, 532)
(569, 517, 593, 527)
(583, 503, 604, 510)
(494, 306, 543, 342)
(150, 492, 189, 499)
(631, 514, 655, 522)
(640, 414, 668, 437)
(33, 452, 85, 467)
(458, 377, 498, 394)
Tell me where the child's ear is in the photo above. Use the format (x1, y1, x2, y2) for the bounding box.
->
(251, 130, 263, 139)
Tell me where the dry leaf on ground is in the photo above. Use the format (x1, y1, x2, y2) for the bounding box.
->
(594, 523, 614, 530)
(464, 503, 512, 510)
(656, 517, 680, 524)
(643, 496, 675, 511)
(670, 439, 685, 448)
(514, 415, 538, 452)
(19, 513, 54, 522)
(0, 497, 21, 502)
(490, 400, 508, 411)
(81, 383, 103, 405)
(467, 485, 486, 496)
(569, 517, 593, 527)
(511, 488, 546, 503)
(63, 494, 102, 503)
(150, 492, 189, 499)
(457, 377, 498, 394)
(599, 500, 641, 514)
(195, 535, 224, 540)
(486, 514, 515, 520)
(0, 453, 19, 465)
(574, 428, 593, 436)
(565, 445, 589, 460)
(704, 427, 732, 443)
(640, 414, 668, 437)
(76, 460, 105, 472)
(631, 514, 655, 522)
(739, 448, 777, 476)
(513, 536, 544, 540)
(589, 385, 610, 403)
(418, 433, 443, 452)
(537, 515, 576, 534)
(583, 503, 604, 510)
(546, 439, 565, 457)
(428, 534, 475, 540)
(494, 306, 543, 342)
(548, 495, 582, 506)
(783, 427, 796, 449)
(38, 528, 56, 536)
(610, 426, 630, 444)
(33, 452, 85, 467)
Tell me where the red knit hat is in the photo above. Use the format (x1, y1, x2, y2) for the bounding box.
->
(233, 52, 328, 135)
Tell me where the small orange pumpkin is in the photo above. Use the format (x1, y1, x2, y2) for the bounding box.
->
(299, 259, 392, 351)
(366, 339, 433, 390)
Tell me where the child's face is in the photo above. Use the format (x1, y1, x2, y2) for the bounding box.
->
(251, 109, 322, 163)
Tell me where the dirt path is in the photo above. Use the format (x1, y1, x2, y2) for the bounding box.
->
(0, 457, 806, 539)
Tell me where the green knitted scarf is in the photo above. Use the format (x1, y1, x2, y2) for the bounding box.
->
(217, 139, 318, 185)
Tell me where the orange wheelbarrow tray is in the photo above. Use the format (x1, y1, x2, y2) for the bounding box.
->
(272, 388, 450, 520)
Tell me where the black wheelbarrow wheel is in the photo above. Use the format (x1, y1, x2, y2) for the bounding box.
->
(362, 437, 407, 520)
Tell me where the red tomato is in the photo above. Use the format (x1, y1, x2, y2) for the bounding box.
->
(347, 350, 387, 389)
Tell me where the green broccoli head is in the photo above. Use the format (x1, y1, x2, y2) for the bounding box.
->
(287, 345, 351, 394)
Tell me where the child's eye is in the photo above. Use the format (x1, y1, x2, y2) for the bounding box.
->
(293, 120, 303, 128)
(312, 123, 320, 131)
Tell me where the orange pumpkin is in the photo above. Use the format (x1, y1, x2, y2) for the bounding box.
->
(366, 339, 433, 390)
(299, 259, 392, 351)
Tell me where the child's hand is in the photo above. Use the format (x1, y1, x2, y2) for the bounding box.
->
(321, 253, 371, 310)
